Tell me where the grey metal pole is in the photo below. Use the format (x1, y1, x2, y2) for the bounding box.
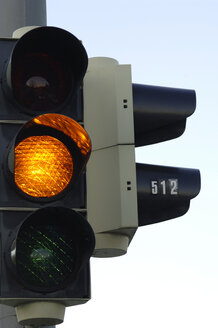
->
(0, 0, 46, 37)
(0, 305, 22, 328)
(0, 2, 53, 328)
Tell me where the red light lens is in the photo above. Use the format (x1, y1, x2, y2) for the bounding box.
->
(12, 53, 71, 111)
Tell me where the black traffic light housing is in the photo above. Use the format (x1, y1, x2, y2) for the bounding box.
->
(0, 26, 95, 325)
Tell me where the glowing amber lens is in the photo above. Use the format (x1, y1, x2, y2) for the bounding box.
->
(15, 136, 73, 198)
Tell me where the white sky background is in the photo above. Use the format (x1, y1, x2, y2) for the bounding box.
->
(47, 1, 218, 327)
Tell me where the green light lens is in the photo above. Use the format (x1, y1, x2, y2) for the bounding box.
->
(16, 223, 77, 291)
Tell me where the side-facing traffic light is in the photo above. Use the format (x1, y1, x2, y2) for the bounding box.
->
(132, 83, 200, 225)
(83, 57, 200, 257)
(0, 26, 95, 326)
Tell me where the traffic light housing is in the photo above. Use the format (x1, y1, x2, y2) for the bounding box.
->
(0, 26, 95, 326)
(83, 57, 200, 257)
(0, 25, 201, 325)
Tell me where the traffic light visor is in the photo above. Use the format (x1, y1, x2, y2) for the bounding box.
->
(7, 26, 88, 112)
(12, 114, 91, 199)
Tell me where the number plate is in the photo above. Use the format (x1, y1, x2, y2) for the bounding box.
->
(151, 179, 178, 195)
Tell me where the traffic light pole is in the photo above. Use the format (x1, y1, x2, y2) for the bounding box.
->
(0, 306, 22, 328)
(0, 0, 46, 37)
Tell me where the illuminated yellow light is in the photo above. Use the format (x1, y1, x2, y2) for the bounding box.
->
(15, 135, 73, 198)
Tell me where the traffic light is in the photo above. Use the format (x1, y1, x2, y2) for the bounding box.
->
(133, 83, 200, 226)
(0, 25, 201, 325)
(0, 26, 95, 326)
(83, 57, 200, 257)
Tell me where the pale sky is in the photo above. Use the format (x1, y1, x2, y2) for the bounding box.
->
(46, 1, 218, 327)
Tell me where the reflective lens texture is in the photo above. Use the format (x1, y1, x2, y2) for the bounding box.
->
(16, 222, 77, 291)
(15, 135, 73, 197)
